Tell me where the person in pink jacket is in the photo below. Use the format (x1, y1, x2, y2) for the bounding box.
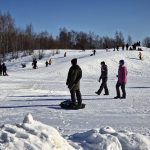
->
(114, 60, 127, 99)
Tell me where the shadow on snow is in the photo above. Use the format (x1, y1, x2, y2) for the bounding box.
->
(10, 97, 112, 102)
(0, 104, 61, 109)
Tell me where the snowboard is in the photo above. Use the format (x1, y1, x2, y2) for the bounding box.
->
(60, 100, 85, 110)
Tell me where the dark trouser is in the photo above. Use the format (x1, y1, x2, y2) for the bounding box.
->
(3, 71, 7, 76)
(116, 82, 126, 98)
(70, 89, 82, 106)
(97, 78, 109, 95)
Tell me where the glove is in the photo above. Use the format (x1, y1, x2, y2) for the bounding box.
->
(98, 78, 101, 82)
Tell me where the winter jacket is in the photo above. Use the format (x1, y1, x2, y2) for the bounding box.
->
(118, 66, 127, 84)
(2, 64, 7, 72)
(0, 64, 2, 72)
(100, 64, 108, 80)
(66, 65, 82, 91)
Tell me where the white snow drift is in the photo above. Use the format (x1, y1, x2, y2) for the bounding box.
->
(0, 114, 75, 150)
(0, 114, 150, 150)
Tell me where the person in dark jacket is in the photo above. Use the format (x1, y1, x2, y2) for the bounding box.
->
(126, 43, 129, 50)
(93, 50, 96, 55)
(66, 58, 82, 106)
(114, 60, 127, 99)
(116, 45, 119, 51)
(122, 44, 124, 51)
(64, 52, 67, 57)
(45, 61, 48, 67)
(32, 59, 37, 69)
(0, 63, 2, 76)
(95, 61, 109, 95)
(2, 63, 7, 76)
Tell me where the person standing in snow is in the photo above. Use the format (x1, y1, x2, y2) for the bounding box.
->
(114, 60, 127, 99)
(122, 44, 124, 51)
(126, 43, 129, 50)
(139, 52, 143, 60)
(93, 50, 96, 55)
(2, 63, 8, 76)
(32, 58, 37, 69)
(106, 45, 108, 52)
(64, 52, 67, 57)
(66, 58, 82, 107)
(95, 61, 109, 95)
(116, 45, 119, 51)
(49, 59, 52, 65)
(45, 61, 48, 67)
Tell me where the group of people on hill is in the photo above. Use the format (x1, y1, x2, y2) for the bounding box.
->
(113, 41, 141, 51)
(32, 58, 52, 69)
(66, 58, 128, 108)
(114, 44, 129, 51)
(0, 63, 7, 76)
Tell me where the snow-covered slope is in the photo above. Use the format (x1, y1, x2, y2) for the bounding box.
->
(0, 48, 150, 149)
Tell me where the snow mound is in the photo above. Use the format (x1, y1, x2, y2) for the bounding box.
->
(0, 114, 75, 150)
(71, 126, 150, 150)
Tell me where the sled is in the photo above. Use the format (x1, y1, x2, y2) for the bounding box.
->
(60, 100, 85, 110)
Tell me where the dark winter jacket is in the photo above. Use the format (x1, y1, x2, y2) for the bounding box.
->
(0, 64, 2, 72)
(2, 63, 7, 72)
(99, 64, 108, 80)
(66, 65, 82, 91)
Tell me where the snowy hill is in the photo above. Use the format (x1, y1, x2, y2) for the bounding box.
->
(0, 48, 150, 149)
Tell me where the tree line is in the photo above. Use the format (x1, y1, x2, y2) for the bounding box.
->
(0, 11, 150, 59)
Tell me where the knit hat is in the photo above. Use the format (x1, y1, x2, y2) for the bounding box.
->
(71, 58, 77, 65)
(119, 59, 125, 65)
(101, 61, 105, 65)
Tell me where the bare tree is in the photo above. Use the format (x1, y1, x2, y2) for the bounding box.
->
(115, 31, 125, 46)
(143, 37, 150, 48)
(127, 35, 132, 45)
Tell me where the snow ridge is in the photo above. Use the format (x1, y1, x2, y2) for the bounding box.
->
(0, 114, 75, 150)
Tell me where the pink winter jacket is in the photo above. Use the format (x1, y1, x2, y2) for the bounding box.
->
(118, 66, 127, 84)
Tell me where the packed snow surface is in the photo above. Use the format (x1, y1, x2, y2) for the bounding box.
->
(0, 48, 150, 149)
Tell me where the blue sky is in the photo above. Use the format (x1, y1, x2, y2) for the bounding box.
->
(0, 0, 150, 41)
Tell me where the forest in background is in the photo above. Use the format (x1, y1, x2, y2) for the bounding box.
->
(0, 11, 150, 60)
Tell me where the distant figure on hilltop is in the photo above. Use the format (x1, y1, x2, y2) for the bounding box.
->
(95, 61, 109, 96)
(126, 43, 129, 50)
(106, 46, 108, 52)
(114, 60, 127, 99)
(122, 44, 124, 51)
(64, 52, 67, 57)
(2, 63, 8, 76)
(32, 58, 37, 69)
(49, 59, 52, 65)
(116, 45, 119, 51)
(66, 58, 82, 107)
(93, 50, 96, 55)
(45, 61, 48, 67)
(139, 52, 143, 60)
(137, 41, 141, 47)
(113, 46, 116, 51)
(132, 43, 137, 50)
